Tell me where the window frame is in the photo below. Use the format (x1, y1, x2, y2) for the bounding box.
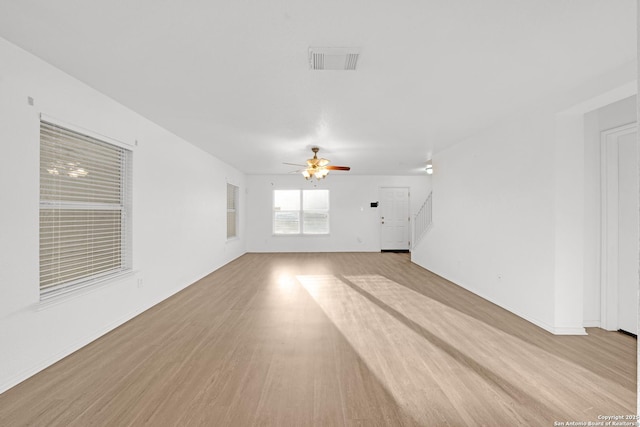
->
(272, 189, 330, 236)
(39, 115, 133, 299)
(227, 182, 239, 240)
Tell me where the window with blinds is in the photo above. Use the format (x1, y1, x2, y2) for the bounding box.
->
(273, 189, 329, 235)
(227, 183, 239, 239)
(39, 119, 132, 298)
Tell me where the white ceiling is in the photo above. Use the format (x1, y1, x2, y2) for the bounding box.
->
(0, 1, 636, 175)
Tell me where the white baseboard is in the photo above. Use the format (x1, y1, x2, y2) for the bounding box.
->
(582, 320, 601, 328)
(0, 253, 247, 395)
(551, 326, 588, 335)
(410, 262, 587, 336)
(0, 302, 153, 394)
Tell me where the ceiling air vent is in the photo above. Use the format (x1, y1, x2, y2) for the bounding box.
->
(309, 47, 360, 71)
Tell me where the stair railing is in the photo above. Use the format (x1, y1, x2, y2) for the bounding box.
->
(412, 192, 432, 249)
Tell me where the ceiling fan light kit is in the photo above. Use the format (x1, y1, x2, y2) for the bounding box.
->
(289, 147, 351, 180)
(303, 168, 329, 180)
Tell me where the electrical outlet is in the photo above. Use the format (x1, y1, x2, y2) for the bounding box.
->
(137, 278, 144, 288)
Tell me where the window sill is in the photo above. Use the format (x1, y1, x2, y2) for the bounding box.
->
(272, 233, 331, 237)
(37, 270, 137, 310)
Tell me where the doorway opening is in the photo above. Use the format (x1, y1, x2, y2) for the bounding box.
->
(600, 122, 638, 336)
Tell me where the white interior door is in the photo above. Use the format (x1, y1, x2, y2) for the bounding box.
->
(379, 187, 410, 251)
(602, 123, 638, 335)
(616, 130, 638, 334)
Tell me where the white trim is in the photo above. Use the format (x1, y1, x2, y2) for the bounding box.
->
(39, 119, 134, 298)
(226, 183, 239, 240)
(414, 262, 588, 335)
(0, 311, 137, 395)
(39, 270, 136, 304)
(271, 233, 331, 238)
(551, 327, 588, 336)
(561, 80, 637, 114)
(272, 189, 330, 236)
(551, 81, 636, 336)
(0, 249, 248, 395)
(600, 122, 637, 331)
(40, 113, 134, 150)
(1, 276, 179, 394)
(583, 320, 601, 328)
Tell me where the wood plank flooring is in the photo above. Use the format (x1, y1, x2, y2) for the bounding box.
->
(0, 252, 636, 426)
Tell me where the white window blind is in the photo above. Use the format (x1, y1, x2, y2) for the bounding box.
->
(227, 183, 239, 239)
(39, 120, 132, 298)
(273, 189, 329, 235)
(273, 190, 301, 234)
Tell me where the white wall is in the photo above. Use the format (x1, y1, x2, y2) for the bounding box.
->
(583, 95, 637, 327)
(0, 37, 246, 393)
(412, 109, 558, 331)
(412, 62, 636, 335)
(246, 175, 431, 252)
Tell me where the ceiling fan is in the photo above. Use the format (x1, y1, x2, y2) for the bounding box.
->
(284, 147, 351, 180)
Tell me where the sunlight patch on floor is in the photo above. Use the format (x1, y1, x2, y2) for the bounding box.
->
(297, 273, 634, 425)
(276, 273, 297, 292)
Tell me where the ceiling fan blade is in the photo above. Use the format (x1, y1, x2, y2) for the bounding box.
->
(283, 162, 306, 167)
(326, 165, 350, 171)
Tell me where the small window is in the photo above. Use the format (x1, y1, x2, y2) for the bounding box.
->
(273, 189, 329, 235)
(227, 183, 239, 239)
(39, 119, 132, 298)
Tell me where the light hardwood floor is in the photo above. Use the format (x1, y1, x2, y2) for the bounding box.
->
(0, 253, 636, 426)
